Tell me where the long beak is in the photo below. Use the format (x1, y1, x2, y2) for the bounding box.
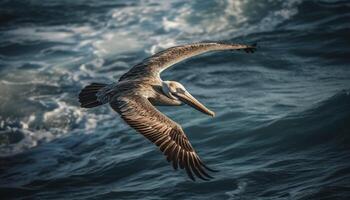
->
(174, 92, 215, 117)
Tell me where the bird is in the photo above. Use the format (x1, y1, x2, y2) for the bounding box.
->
(79, 41, 256, 181)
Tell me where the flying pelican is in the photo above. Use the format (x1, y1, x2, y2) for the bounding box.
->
(79, 41, 256, 181)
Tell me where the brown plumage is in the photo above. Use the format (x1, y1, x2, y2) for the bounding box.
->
(79, 41, 256, 181)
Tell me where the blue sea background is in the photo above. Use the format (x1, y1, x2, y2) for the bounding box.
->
(0, 0, 350, 199)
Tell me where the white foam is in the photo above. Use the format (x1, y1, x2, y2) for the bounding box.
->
(225, 180, 248, 199)
(0, 94, 112, 156)
(92, 32, 143, 57)
(5, 27, 74, 43)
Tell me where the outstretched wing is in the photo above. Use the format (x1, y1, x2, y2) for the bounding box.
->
(110, 95, 216, 181)
(119, 41, 256, 81)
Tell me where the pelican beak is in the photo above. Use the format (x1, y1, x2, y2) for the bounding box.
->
(174, 91, 215, 117)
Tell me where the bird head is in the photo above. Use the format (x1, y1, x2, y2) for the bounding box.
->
(162, 81, 215, 117)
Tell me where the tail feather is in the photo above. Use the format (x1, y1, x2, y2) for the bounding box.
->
(79, 83, 108, 108)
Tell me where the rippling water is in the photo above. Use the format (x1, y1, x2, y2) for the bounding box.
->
(1, 0, 350, 199)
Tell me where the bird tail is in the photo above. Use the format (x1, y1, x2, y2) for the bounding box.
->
(79, 83, 108, 108)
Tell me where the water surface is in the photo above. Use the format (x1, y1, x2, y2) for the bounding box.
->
(0, 0, 350, 199)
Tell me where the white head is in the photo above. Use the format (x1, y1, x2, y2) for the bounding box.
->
(162, 81, 215, 117)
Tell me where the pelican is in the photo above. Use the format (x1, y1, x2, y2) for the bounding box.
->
(79, 41, 256, 181)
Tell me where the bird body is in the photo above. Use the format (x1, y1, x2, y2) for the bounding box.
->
(79, 42, 256, 181)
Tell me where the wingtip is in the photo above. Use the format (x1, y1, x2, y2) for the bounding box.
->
(244, 43, 257, 53)
(203, 165, 220, 173)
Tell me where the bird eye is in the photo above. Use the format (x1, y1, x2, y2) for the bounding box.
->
(176, 88, 186, 94)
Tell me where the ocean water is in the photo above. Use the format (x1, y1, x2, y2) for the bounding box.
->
(0, 0, 350, 199)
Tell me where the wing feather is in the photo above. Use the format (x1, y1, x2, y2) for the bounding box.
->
(119, 42, 256, 81)
(110, 95, 215, 181)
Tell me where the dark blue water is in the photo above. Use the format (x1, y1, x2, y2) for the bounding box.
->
(1, 0, 350, 199)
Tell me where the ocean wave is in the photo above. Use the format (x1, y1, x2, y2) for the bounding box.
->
(1, 0, 350, 199)
(247, 89, 350, 147)
(0, 94, 113, 156)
